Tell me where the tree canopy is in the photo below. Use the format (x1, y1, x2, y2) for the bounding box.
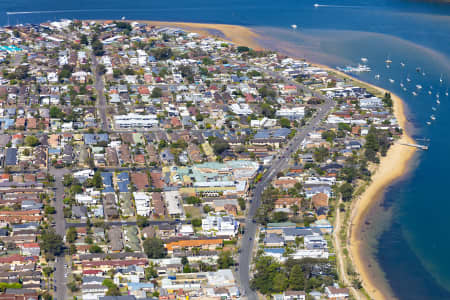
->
(40, 229, 64, 259)
(143, 237, 166, 259)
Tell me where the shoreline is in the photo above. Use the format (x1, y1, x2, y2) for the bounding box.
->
(99, 19, 417, 299)
(315, 63, 417, 300)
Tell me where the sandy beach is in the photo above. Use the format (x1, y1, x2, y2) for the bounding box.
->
(114, 20, 263, 50)
(99, 19, 417, 299)
(348, 93, 416, 300)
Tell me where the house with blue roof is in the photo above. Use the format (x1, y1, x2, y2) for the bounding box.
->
(117, 172, 129, 181)
(118, 181, 129, 193)
(5, 148, 17, 166)
(264, 248, 285, 260)
(101, 172, 113, 187)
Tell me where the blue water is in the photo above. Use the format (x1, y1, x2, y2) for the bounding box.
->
(2, 1, 450, 299)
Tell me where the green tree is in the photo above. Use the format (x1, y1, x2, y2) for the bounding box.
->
(273, 273, 289, 292)
(251, 256, 280, 294)
(42, 266, 54, 277)
(340, 182, 354, 202)
(185, 196, 202, 205)
(103, 279, 121, 296)
(382, 92, 393, 107)
(321, 130, 336, 143)
(145, 263, 158, 280)
(40, 229, 64, 259)
(272, 211, 288, 223)
(66, 227, 77, 244)
(89, 245, 103, 253)
(44, 206, 56, 214)
(279, 118, 291, 128)
(289, 264, 305, 290)
(67, 281, 79, 292)
(217, 251, 234, 269)
(212, 139, 230, 155)
(192, 218, 202, 227)
(338, 123, 352, 132)
(80, 34, 89, 45)
(92, 171, 103, 188)
(59, 64, 73, 79)
(136, 216, 150, 228)
(313, 146, 329, 163)
(91, 37, 104, 56)
(237, 46, 250, 52)
(143, 237, 166, 258)
(49, 106, 64, 119)
(63, 174, 74, 187)
(238, 197, 246, 211)
(24, 135, 40, 147)
(151, 87, 163, 98)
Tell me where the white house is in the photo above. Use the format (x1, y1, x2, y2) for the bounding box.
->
(276, 106, 305, 120)
(114, 113, 158, 129)
(133, 192, 151, 216)
(202, 213, 238, 237)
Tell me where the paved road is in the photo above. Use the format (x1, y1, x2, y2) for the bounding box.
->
(237, 73, 334, 299)
(50, 167, 71, 300)
(91, 53, 109, 132)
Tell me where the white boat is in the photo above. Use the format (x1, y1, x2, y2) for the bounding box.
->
(436, 93, 440, 98)
(437, 99, 441, 104)
(406, 77, 411, 82)
(416, 84, 422, 89)
(400, 62, 405, 67)
(389, 78, 395, 83)
(432, 107, 437, 111)
(430, 115, 436, 120)
(375, 74, 380, 79)
(426, 121, 431, 125)
(337, 64, 371, 73)
(400, 82, 404, 88)
(314, 3, 320, 7)
(361, 57, 368, 63)
(422, 72, 426, 76)
(440, 75, 443, 84)
(403, 87, 407, 92)
(428, 91, 432, 95)
(445, 90, 449, 97)
(412, 91, 418, 96)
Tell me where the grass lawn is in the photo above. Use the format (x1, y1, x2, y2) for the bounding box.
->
(184, 205, 202, 219)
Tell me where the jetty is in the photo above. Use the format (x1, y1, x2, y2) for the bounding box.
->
(398, 142, 429, 150)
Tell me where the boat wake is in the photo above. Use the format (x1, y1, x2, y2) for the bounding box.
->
(313, 4, 364, 9)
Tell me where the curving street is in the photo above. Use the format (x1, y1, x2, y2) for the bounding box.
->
(237, 74, 334, 299)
